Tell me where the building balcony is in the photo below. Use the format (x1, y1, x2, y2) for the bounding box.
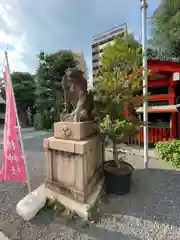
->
(92, 24, 127, 44)
(92, 60, 99, 68)
(92, 56, 99, 63)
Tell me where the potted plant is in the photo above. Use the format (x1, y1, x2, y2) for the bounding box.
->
(93, 34, 142, 195)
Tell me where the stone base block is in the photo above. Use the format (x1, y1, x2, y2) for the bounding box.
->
(44, 135, 103, 203)
(45, 165, 103, 203)
(45, 178, 104, 220)
(54, 121, 96, 140)
(16, 185, 47, 221)
(16, 178, 103, 222)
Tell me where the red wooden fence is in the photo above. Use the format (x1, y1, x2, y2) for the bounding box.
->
(125, 127, 170, 144)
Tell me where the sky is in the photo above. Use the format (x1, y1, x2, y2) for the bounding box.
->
(0, 0, 161, 79)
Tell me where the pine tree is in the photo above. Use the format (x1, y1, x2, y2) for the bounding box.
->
(93, 35, 142, 167)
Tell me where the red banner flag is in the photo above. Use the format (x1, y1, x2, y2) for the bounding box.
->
(0, 64, 27, 181)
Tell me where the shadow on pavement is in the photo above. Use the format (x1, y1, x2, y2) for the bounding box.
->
(29, 168, 180, 239)
(80, 224, 141, 240)
(93, 168, 180, 237)
(1, 165, 180, 239)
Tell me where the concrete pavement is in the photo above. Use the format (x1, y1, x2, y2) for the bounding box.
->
(0, 130, 52, 240)
(107, 142, 160, 159)
(0, 133, 180, 239)
(0, 127, 51, 142)
(0, 128, 52, 151)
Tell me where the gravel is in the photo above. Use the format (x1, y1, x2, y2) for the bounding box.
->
(0, 139, 180, 239)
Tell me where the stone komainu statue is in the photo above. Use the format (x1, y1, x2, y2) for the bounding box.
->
(61, 67, 94, 122)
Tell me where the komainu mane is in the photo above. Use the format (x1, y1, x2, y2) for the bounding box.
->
(61, 67, 94, 122)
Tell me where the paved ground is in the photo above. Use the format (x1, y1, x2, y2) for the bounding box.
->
(0, 131, 180, 239)
(0, 128, 50, 146)
(107, 142, 159, 159)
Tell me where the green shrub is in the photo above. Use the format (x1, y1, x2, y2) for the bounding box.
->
(155, 140, 180, 168)
(34, 113, 53, 130)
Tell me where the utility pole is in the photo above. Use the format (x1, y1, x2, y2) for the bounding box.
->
(141, 0, 149, 168)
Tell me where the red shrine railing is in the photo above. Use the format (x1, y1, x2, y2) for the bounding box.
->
(125, 126, 171, 145)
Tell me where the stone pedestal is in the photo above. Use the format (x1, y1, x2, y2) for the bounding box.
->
(54, 121, 97, 140)
(43, 121, 104, 219)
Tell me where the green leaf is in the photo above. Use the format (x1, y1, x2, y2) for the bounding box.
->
(35, 50, 77, 128)
(93, 34, 142, 160)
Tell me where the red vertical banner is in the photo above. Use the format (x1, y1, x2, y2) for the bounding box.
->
(0, 64, 27, 182)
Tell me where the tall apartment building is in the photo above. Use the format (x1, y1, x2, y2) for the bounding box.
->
(92, 23, 127, 78)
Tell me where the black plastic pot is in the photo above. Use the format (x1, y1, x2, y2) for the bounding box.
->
(104, 160, 133, 195)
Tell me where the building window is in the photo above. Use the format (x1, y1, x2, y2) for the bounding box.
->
(92, 50, 99, 56)
(92, 57, 99, 64)
(92, 42, 99, 48)
(93, 65, 99, 71)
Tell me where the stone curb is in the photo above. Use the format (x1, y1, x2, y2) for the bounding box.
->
(0, 232, 9, 240)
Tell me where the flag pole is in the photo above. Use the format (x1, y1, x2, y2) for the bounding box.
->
(4, 51, 31, 193)
(141, 0, 149, 168)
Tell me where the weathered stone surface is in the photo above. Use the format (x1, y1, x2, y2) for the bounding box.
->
(54, 121, 96, 140)
(16, 185, 46, 221)
(46, 135, 101, 154)
(45, 135, 103, 203)
(45, 178, 104, 221)
(61, 67, 94, 122)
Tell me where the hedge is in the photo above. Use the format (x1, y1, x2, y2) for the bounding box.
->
(155, 140, 180, 168)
